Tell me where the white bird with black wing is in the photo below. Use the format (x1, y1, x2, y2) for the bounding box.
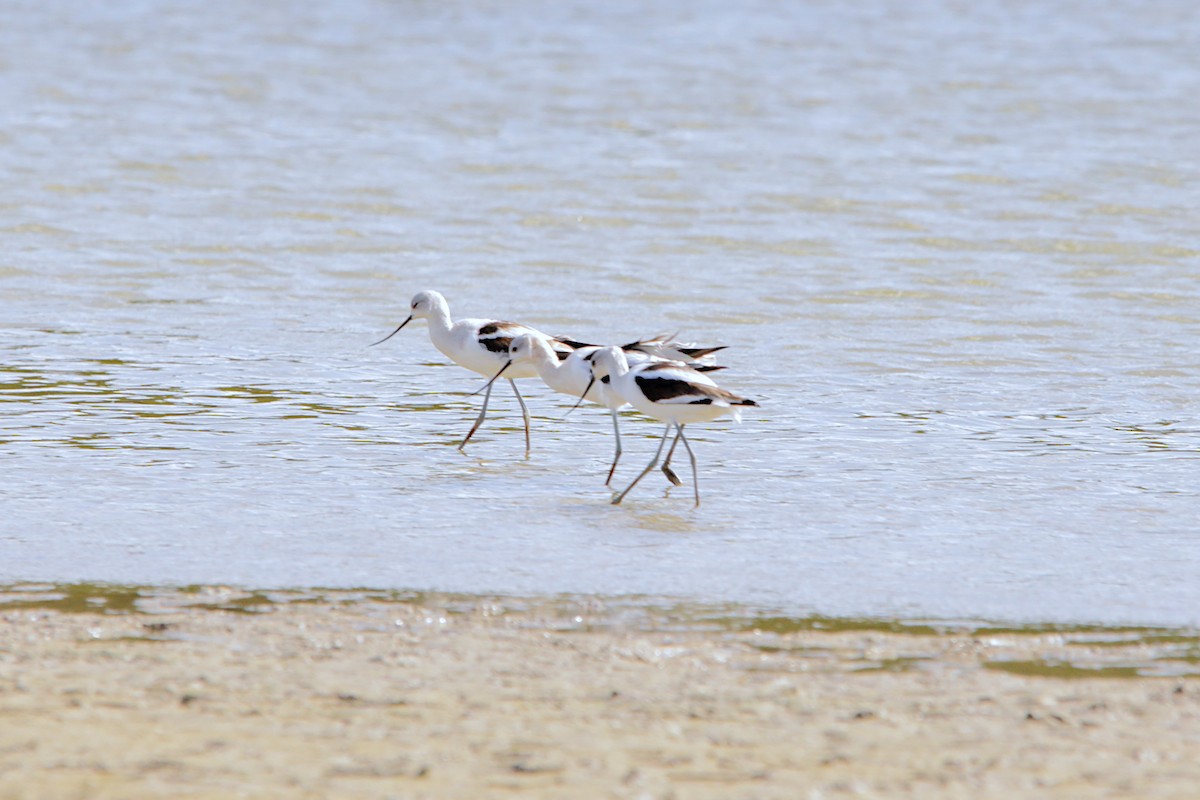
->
(587, 345, 758, 506)
(372, 290, 573, 455)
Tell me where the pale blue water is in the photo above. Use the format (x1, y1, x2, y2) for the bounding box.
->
(2, 0, 1199, 625)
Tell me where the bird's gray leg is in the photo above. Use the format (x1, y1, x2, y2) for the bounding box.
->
(460, 380, 493, 450)
(612, 423, 673, 505)
(674, 424, 701, 507)
(660, 426, 684, 487)
(508, 379, 531, 457)
(605, 409, 622, 486)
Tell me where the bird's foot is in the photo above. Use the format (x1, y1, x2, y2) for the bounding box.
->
(662, 465, 683, 487)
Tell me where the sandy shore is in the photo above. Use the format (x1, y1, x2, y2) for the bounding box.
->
(1, 586, 1198, 799)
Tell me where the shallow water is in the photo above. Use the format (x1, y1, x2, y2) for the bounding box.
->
(2, 0, 1199, 625)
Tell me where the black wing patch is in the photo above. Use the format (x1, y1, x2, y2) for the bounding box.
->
(478, 322, 523, 354)
(677, 345, 728, 360)
(635, 375, 700, 402)
(480, 335, 513, 354)
(480, 322, 523, 336)
(554, 337, 595, 350)
(636, 373, 757, 407)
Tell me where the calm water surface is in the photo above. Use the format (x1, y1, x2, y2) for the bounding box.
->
(2, 0, 1199, 625)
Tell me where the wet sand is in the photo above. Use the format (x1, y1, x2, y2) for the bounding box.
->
(2, 587, 1199, 799)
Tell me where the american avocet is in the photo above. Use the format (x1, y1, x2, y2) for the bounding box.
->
(474, 333, 726, 486)
(371, 290, 572, 454)
(588, 345, 758, 507)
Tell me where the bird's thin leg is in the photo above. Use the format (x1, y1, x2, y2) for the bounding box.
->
(460, 380, 492, 450)
(674, 424, 701, 507)
(660, 427, 684, 487)
(605, 409, 622, 486)
(613, 423, 673, 505)
(508, 379, 531, 457)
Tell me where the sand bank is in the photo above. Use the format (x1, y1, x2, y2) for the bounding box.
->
(1, 586, 1198, 799)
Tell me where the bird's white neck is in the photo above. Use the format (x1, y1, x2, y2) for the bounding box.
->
(528, 339, 563, 377)
(421, 301, 455, 349)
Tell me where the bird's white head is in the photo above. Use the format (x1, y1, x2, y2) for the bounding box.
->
(371, 290, 448, 347)
(507, 333, 541, 364)
(408, 290, 446, 320)
(587, 345, 625, 380)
